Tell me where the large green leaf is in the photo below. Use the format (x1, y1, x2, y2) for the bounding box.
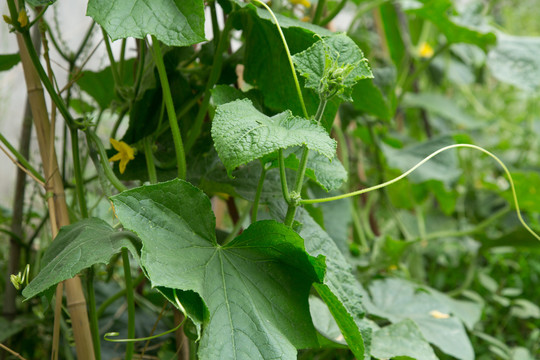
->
(381, 135, 461, 187)
(23, 218, 140, 299)
(292, 33, 373, 101)
(400, 0, 496, 49)
(212, 99, 336, 175)
(372, 319, 439, 360)
(270, 203, 370, 360)
(365, 278, 474, 360)
(87, 0, 206, 46)
(487, 34, 540, 92)
(0, 53, 21, 72)
(111, 179, 326, 360)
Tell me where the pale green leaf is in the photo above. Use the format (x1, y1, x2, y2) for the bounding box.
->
(212, 99, 336, 175)
(87, 0, 206, 46)
(292, 33, 373, 101)
(366, 278, 474, 360)
(372, 320, 439, 360)
(111, 179, 326, 360)
(23, 218, 140, 299)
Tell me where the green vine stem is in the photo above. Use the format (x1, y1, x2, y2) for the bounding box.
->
(185, 17, 233, 152)
(320, 0, 347, 26)
(312, 0, 326, 25)
(252, 162, 268, 222)
(300, 144, 540, 242)
(278, 149, 291, 204)
(0, 132, 45, 183)
(252, 0, 308, 118)
(86, 267, 102, 360)
(121, 248, 135, 360)
(96, 272, 145, 318)
(283, 98, 328, 226)
(101, 27, 121, 88)
(70, 128, 89, 218)
(143, 137, 158, 184)
(151, 35, 187, 179)
(85, 130, 127, 192)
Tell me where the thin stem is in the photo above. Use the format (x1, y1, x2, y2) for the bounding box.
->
(210, 0, 220, 49)
(73, 22, 96, 61)
(86, 267, 102, 360)
(70, 128, 88, 218)
(96, 272, 145, 318)
(0, 132, 45, 183)
(425, 206, 510, 241)
(278, 149, 291, 204)
(185, 17, 233, 152)
(101, 27, 120, 87)
(252, 163, 268, 222)
(118, 38, 127, 80)
(283, 98, 327, 226)
(396, 43, 450, 103)
(252, 0, 308, 118)
(313, 0, 326, 24)
(86, 130, 127, 192)
(121, 248, 135, 360)
(151, 35, 186, 179)
(143, 136, 158, 184)
(320, 0, 347, 26)
(300, 144, 540, 243)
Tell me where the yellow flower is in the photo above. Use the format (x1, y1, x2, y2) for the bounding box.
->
(290, 0, 311, 8)
(419, 42, 434, 58)
(109, 138, 135, 174)
(18, 8, 28, 28)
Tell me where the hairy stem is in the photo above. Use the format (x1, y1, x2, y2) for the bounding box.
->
(143, 136, 158, 184)
(252, 163, 268, 222)
(122, 248, 135, 360)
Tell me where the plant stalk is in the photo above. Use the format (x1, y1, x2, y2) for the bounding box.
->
(151, 35, 187, 179)
(122, 248, 136, 360)
(252, 163, 268, 222)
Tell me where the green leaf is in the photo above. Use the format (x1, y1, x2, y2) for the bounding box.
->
(87, 0, 206, 46)
(365, 278, 474, 360)
(371, 320, 439, 360)
(212, 99, 336, 175)
(23, 218, 140, 299)
(351, 78, 393, 121)
(0, 53, 20, 72)
(381, 135, 461, 187)
(292, 33, 373, 101)
(77, 59, 135, 109)
(402, 93, 482, 129)
(487, 34, 540, 91)
(111, 179, 326, 360)
(270, 203, 370, 360)
(26, 0, 55, 6)
(401, 0, 496, 49)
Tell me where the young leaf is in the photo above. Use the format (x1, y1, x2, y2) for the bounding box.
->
(111, 179, 326, 360)
(292, 33, 373, 101)
(212, 99, 336, 175)
(23, 218, 140, 299)
(87, 0, 206, 46)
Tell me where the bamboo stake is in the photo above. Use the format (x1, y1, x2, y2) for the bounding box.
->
(13, 16, 96, 360)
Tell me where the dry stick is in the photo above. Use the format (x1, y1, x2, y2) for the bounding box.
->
(2, 23, 40, 325)
(14, 14, 95, 360)
(0, 343, 28, 360)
